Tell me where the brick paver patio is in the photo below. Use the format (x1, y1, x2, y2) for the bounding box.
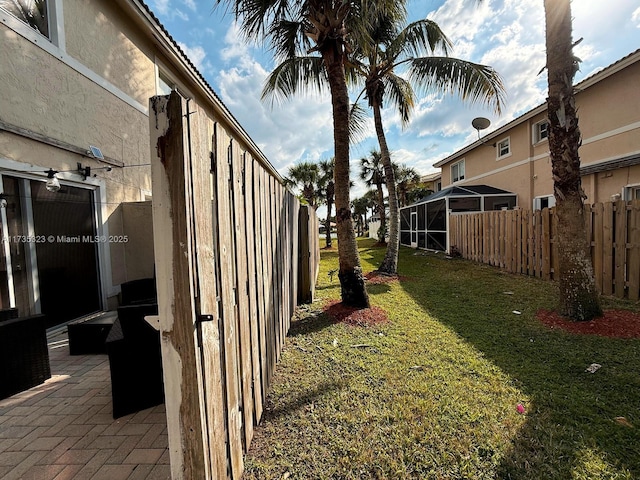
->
(0, 329, 170, 480)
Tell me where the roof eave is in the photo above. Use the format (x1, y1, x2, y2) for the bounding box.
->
(118, 0, 284, 183)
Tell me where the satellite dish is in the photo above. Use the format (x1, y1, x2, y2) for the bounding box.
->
(472, 117, 491, 131)
(472, 117, 491, 141)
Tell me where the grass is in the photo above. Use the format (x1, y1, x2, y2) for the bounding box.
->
(243, 238, 640, 479)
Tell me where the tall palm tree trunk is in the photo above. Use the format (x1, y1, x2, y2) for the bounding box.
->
(373, 103, 400, 274)
(322, 47, 370, 308)
(544, 0, 601, 320)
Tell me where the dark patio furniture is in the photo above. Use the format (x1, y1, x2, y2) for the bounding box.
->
(120, 278, 157, 306)
(106, 303, 163, 418)
(67, 312, 118, 355)
(0, 314, 50, 400)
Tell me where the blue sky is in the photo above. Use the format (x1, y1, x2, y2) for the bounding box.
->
(148, 0, 640, 204)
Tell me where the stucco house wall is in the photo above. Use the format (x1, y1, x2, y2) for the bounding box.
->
(0, 0, 278, 320)
(434, 49, 640, 210)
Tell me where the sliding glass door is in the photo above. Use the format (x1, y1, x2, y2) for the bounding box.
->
(0, 175, 102, 326)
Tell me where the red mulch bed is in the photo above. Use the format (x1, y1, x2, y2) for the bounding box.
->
(536, 309, 640, 338)
(323, 300, 388, 327)
(364, 271, 409, 285)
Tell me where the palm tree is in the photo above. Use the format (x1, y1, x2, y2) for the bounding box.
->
(544, 0, 601, 320)
(351, 196, 369, 237)
(284, 162, 320, 209)
(216, 1, 406, 308)
(349, 10, 504, 274)
(359, 150, 386, 244)
(394, 163, 420, 207)
(317, 158, 335, 248)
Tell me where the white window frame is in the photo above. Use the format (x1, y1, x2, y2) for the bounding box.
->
(623, 184, 640, 201)
(533, 195, 556, 210)
(155, 61, 192, 98)
(533, 120, 549, 144)
(0, 0, 64, 48)
(496, 137, 511, 160)
(451, 159, 465, 183)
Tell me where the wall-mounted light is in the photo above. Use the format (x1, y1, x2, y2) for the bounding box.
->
(46, 169, 61, 193)
(0, 194, 6, 209)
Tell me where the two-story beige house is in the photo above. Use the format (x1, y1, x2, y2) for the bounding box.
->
(0, 0, 275, 326)
(433, 48, 640, 210)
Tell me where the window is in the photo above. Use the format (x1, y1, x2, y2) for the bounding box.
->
(497, 137, 511, 159)
(435, 180, 442, 192)
(157, 70, 175, 96)
(1, 0, 50, 38)
(623, 186, 640, 201)
(533, 120, 549, 144)
(451, 160, 465, 183)
(533, 195, 556, 210)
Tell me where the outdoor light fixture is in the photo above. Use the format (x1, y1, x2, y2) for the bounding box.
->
(0, 194, 6, 209)
(77, 162, 91, 180)
(45, 169, 61, 193)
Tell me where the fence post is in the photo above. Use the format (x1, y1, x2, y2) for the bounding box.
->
(149, 93, 210, 479)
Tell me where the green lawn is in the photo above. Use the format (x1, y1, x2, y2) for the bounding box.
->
(244, 238, 640, 479)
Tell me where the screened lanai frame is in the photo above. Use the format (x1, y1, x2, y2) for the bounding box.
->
(400, 185, 517, 252)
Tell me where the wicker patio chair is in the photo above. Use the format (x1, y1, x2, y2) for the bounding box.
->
(0, 313, 51, 400)
(106, 303, 163, 418)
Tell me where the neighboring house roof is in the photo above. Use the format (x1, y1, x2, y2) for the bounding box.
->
(406, 184, 514, 207)
(421, 172, 441, 182)
(433, 48, 640, 169)
(119, 0, 283, 182)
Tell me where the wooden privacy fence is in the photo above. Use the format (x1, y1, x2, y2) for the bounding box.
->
(449, 200, 640, 300)
(149, 92, 319, 479)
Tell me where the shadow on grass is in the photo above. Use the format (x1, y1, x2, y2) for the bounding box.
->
(261, 380, 345, 421)
(398, 251, 640, 479)
(288, 309, 337, 337)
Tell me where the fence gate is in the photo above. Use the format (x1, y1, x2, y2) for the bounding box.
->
(149, 92, 318, 479)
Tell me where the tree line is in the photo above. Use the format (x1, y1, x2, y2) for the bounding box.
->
(284, 153, 432, 247)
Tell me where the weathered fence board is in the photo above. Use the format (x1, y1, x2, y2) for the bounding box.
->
(150, 92, 319, 479)
(449, 200, 640, 300)
(149, 94, 208, 480)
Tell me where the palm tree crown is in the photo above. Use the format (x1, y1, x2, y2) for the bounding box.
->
(285, 162, 320, 209)
(347, 7, 504, 274)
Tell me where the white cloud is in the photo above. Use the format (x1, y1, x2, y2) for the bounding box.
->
(151, 0, 170, 15)
(150, 0, 189, 21)
(182, 0, 196, 12)
(633, 7, 640, 27)
(220, 22, 252, 64)
(177, 42, 207, 71)
(216, 45, 333, 175)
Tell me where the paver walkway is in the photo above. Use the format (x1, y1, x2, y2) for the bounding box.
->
(0, 330, 170, 480)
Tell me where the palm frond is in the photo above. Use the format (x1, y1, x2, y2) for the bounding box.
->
(409, 57, 505, 115)
(383, 73, 415, 128)
(349, 101, 371, 144)
(387, 19, 452, 60)
(261, 56, 328, 106)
